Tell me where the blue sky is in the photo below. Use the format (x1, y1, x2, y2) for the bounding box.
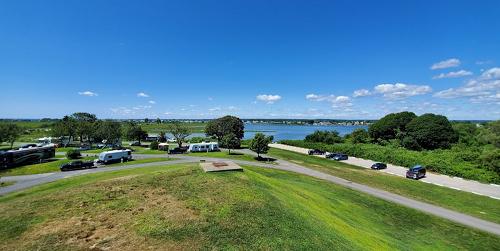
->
(1, 0, 499, 120)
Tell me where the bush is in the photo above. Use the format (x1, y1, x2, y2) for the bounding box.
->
(66, 149, 81, 159)
(406, 113, 458, 150)
(305, 130, 343, 144)
(149, 141, 159, 150)
(280, 140, 500, 184)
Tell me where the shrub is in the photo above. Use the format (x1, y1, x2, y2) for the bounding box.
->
(406, 113, 458, 150)
(305, 130, 343, 144)
(150, 141, 159, 150)
(279, 140, 500, 184)
(66, 149, 81, 159)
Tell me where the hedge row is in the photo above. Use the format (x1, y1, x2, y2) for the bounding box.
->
(280, 140, 500, 184)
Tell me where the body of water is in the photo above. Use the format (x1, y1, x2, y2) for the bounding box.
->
(242, 123, 368, 141)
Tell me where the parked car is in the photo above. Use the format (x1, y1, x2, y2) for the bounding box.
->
(406, 165, 426, 179)
(326, 153, 348, 161)
(371, 162, 387, 170)
(76, 145, 91, 151)
(169, 146, 188, 154)
(60, 160, 95, 171)
(130, 141, 141, 146)
(308, 149, 325, 155)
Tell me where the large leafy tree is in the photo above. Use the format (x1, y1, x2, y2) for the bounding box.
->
(249, 133, 273, 159)
(52, 116, 77, 146)
(405, 113, 458, 150)
(221, 133, 240, 154)
(349, 128, 370, 144)
(0, 123, 22, 148)
(168, 121, 190, 148)
(71, 112, 98, 145)
(96, 120, 122, 145)
(368, 111, 417, 142)
(124, 122, 148, 144)
(205, 115, 244, 146)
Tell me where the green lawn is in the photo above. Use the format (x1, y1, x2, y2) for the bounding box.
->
(267, 148, 500, 224)
(0, 157, 172, 177)
(186, 150, 275, 163)
(0, 164, 498, 250)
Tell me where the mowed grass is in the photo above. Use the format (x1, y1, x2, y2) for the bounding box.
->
(267, 148, 500, 224)
(0, 157, 172, 176)
(0, 164, 498, 250)
(186, 150, 274, 163)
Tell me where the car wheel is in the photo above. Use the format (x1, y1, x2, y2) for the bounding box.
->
(413, 174, 417, 179)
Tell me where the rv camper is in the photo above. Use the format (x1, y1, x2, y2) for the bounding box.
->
(188, 142, 219, 152)
(96, 149, 132, 164)
(0, 145, 56, 169)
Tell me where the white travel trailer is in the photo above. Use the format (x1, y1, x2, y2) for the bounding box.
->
(188, 142, 219, 152)
(96, 149, 132, 164)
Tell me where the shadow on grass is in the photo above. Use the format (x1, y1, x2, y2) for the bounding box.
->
(254, 156, 277, 162)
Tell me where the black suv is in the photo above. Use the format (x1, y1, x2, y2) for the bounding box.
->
(60, 160, 95, 171)
(326, 153, 348, 161)
(371, 163, 387, 170)
(406, 165, 426, 179)
(308, 149, 325, 155)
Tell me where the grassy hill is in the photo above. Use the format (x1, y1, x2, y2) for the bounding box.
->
(0, 164, 498, 250)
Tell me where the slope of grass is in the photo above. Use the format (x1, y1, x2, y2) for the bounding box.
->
(267, 148, 500, 224)
(0, 164, 498, 250)
(186, 150, 274, 163)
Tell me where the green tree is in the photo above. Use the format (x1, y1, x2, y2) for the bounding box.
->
(158, 131, 167, 143)
(305, 130, 343, 144)
(124, 122, 148, 144)
(96, 120, 122, 145)
(52, 116, 77, 147)
(349, 128, 370, 144)
(369, 111, 417, 142)
(0, 123, 22, 148)
(221, 133, 240, 154)
(452, 122, 479, 146)
(205, 116, 244, 146)
(477, 121, 500, 147)
(249, 133, 273, 159)
(156, 118, 162, 124)
(168, 121, 190, 148)
(150, 141, 159, 150)
(405, 113, 458, 150)
(71, 112, 98, 145)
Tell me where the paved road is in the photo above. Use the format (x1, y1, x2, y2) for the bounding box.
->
(1, 153, 500, 236)
(270, 143, 500, 200)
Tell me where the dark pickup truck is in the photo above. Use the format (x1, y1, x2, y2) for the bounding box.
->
(406, 165, 426, 180)
(169, 146, 188, 154)
(60, 160, 95, 171)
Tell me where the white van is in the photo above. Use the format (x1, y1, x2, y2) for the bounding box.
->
(188, 142, 219, 152)
(96, 149, 132, 164)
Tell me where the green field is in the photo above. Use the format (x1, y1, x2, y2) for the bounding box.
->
(0, 163, 498, 250)
(267, 148, 500, 224)
(186, 150, 274, 163)
(0, 157, 172, 177)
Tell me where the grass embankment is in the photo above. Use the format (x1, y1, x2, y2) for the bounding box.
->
(0, 164, 498, 250)
(0, 158, 172, 177)
(281, 140, 500, 184)
(267, 148, 500, 224)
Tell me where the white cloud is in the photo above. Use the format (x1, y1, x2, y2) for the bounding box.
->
(305, 94, 352, 109)
(208, 107, 221, 112)
(476, 60, 492, 65)
(256, 94, 282, 104)
(432, 70, 473, 79)
(78, 91, 98, 97)
(148, 100, 156, 104)
(352, 89, 371, 97)
(137, 92, 149, 98)
(434, 67, 500, 102)
(374, 83, 432, 99)
(305, 94, 336, 102)
(430, 58, 461, 70)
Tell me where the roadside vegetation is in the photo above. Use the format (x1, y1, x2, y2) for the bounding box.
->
(286, 112, 499, 184)
(267, 148, 500, 224)
(0, 164, 498, 250)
